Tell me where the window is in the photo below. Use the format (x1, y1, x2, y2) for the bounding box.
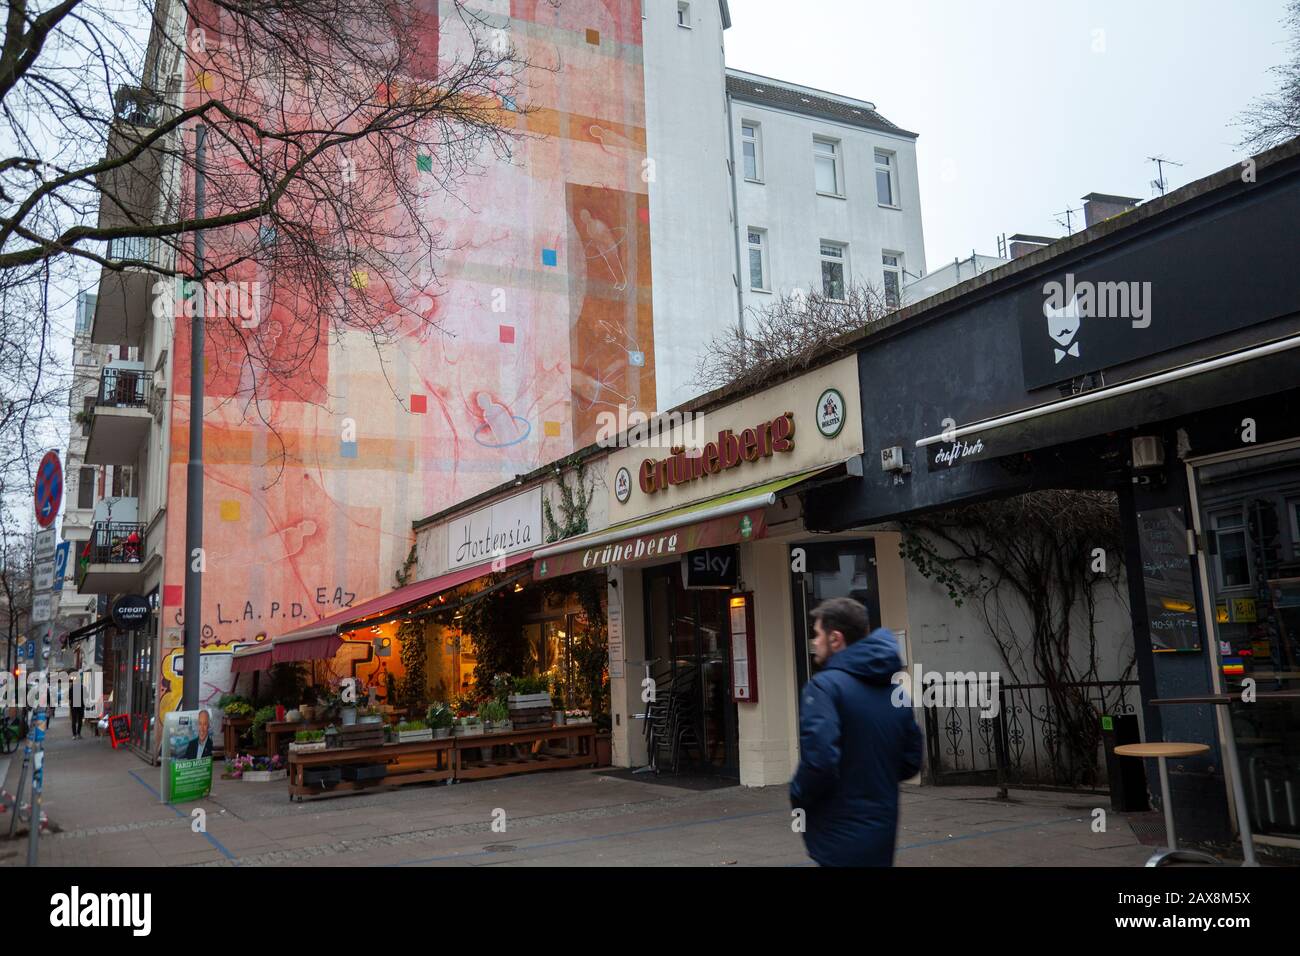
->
(741, 122, 762, 181)
(75, 293, 96, 334)
(747, 229, 768, 291)
(882, 252, 903, 308)
(875, 150, 898, 207)
(111, 465, 134, 499)
(813, 137, 842, 196)
(1212, 510, 1250, 589)
(78, 467, 96, 510)
(677, 1, 690, 26)
(82, 397, 95, 436)
(820, 242, 846, 300)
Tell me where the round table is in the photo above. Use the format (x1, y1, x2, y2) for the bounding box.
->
(1114, 742, 1220, 867)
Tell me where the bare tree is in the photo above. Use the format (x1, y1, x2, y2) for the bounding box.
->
(1, 0, 540, 479)
(693, 283, 893, 393)
(1235, 0, 1300, 153)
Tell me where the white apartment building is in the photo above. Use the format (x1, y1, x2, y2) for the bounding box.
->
(643, 1, 927, 409)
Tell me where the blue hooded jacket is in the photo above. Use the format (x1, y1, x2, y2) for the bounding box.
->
(790, 627, 923, 867)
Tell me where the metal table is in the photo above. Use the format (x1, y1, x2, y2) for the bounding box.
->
(1149, 690, 1300, 867)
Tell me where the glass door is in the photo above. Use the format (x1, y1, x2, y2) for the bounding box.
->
(1191, 443, 1300, 839)
(643, 565, 739, 775)
(790, 539, 881, 690)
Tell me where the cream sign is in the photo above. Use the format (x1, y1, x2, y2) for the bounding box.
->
(448, 487, 542, 571)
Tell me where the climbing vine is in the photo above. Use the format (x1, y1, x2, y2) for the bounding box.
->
(900, 489, 1132, 786)
(542, 458, 595, 543)
(396, 618, 427, 714)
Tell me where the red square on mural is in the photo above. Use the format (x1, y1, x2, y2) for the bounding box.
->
(410, 394, 427, 414)
(499, 325, 516, 344)
(638, 206, 650, 224)
(164, 584, 183, 607)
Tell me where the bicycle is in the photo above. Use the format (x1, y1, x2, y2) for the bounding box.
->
(0, 711, 19, 754)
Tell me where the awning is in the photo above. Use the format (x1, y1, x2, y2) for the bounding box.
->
(230, 642, 273, 673)
(65, 616, 112, 642)
(914, 332, 1300, 468)
(271, 550, 536, 649)
(532, 465, 840, 581)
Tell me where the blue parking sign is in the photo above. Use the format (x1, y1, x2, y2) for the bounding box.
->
(53, 541, 70, 592)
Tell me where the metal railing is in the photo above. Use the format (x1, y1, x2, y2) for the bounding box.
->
(95, 367, 152, 408)
(922, 678, 1140, 796)
(105, 236, 154, 265)
(113, 85, 162, 127)
(79, 521, 146, 578)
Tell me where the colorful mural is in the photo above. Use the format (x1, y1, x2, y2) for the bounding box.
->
(155, 1, 654, 735)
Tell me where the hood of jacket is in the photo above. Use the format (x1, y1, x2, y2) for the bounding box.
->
(823, 627, 902, 685)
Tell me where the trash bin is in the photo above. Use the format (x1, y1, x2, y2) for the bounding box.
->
(1101, 713, 1149, 812)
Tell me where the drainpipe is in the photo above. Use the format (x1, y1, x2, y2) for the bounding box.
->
(724, 89, 746, 356)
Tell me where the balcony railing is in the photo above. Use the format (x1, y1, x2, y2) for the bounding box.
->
(96, 367, 152, 409)
(78, 521, 145, 583)
(113, 85, 162, 127)
(106, 235, 154, 265)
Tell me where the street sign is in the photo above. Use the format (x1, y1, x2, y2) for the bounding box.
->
(52, 541, 70, 591)
(35, 528, 55, 559)
(34, 559, 55, 591)
(34, 451, 62, 528)
(31, 592, 53, 624)
(24, 641, 36, 661)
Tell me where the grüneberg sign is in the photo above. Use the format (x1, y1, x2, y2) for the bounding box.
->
(447, 487, 542, 571)
(639, 412, 795, 495)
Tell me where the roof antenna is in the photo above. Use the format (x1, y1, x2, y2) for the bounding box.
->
(1147, 155, 1184, 197)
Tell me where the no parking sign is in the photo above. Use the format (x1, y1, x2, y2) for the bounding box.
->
(34, 451, 62, 528)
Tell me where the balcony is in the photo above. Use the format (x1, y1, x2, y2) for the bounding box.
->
(96, 86, 164, 231)
(85, 365, 153, 466)
(77, 520, 146, 595)
(90, 236, 157, 347)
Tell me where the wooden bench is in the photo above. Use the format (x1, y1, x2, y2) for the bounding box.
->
(288, 737, 455, 801)
(452, 724, 598, 780)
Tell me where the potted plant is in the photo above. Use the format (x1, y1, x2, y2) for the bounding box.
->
(225, 753, 287, 782)
(394, 720, 433, 743)
(454, 715, 483, 737)
(250, 705, 278, 749)
(506, 673, 553, 729)
(324, 724, 342, 749)
(479, 699, 510, 733)
(357, 704, 384, 726)
(427, 703, 454, 739)
(289, 729, 327, 754)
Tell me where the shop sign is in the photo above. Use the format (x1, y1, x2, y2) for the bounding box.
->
(928, 437, 989, 471)
(815, 389, 846, 438)
(614, 467, 632, 504)
(638, 413, 795, 495)
(536, 509, 767, 580)
(111, 594, 152, 631)
(681, 545, 739, 589)
(447, 487, 542, 571)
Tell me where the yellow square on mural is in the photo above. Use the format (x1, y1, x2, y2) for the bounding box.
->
(350, 270, 370, 289)
(543, 420, 562, 437)
(194, 70, 215, 92)
(220, 500, 240, 522)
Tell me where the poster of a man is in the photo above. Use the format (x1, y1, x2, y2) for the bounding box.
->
(183, 709, 214, 759)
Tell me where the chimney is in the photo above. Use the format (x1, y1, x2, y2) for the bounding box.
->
(1081, 192, 1140, 228)
(1007, 234, 1056, 259)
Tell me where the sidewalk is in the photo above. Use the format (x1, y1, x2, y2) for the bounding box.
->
(4, 716, 1158, 867)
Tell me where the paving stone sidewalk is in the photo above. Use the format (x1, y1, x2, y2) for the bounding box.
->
(2, 716, 1157, 867)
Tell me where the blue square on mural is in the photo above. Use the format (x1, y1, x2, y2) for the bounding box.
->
(628, 350, 645, 367)
(501, 95, 517, 112)
(541, 248, 558, 267)
(340, 441, 358, 459)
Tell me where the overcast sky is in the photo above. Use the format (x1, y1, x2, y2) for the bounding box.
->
(724, 0, 1293, 268)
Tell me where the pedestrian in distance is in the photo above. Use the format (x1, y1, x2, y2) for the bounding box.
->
(790, 596, 923, 866)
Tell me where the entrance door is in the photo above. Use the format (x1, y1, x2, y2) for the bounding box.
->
(790, 539, 881, 690)
(1190, 442, 1300, 840)
(643, 565, 739, 775)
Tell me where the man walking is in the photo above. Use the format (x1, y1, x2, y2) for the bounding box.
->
(790, 597, 922, 867)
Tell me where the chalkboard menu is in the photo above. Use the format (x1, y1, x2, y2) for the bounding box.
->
(108, 713, 131, 749)
(1137, 506, 1201, 652)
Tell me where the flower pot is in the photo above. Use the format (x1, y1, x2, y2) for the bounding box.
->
(242, 769, 288, 783)
(358, 714, 383, 725)
(340, 706, 357, 726)
(553, 710, 566, 726)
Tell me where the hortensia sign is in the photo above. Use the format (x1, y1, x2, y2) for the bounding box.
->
(447, 487, 543, 571)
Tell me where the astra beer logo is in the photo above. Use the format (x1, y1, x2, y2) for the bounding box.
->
(638, 412, 795, 495)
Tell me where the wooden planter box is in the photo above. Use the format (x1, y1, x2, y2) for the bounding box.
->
(508, 693, 551, 709)
(509, 695, 554, 730)
(242, 769, 288, 783)
(289, 741, 327, 754)
(337, 724, 385, 749)
(453, 722, 484, 737)
(395, 728, 433, 743)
